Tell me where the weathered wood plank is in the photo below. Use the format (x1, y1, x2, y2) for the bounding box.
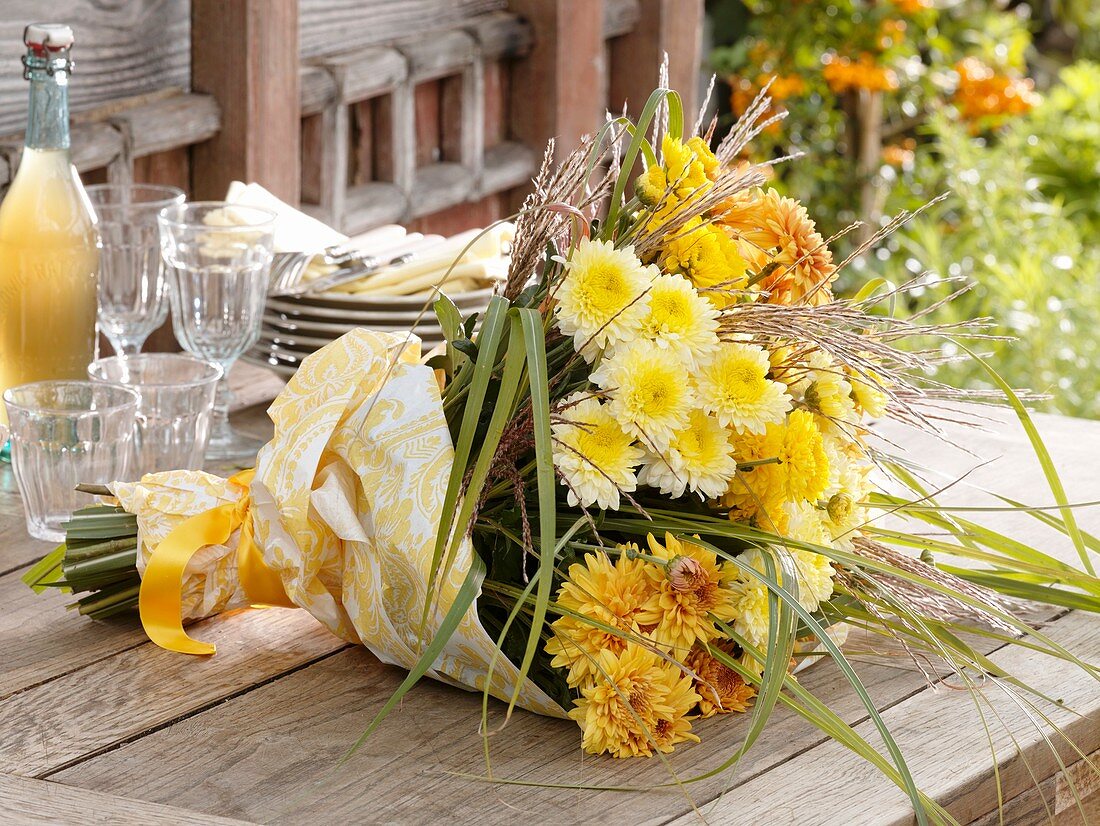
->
(666, 609, 1100, 826)
(191, 0, 300, 203)
(0, 565, 147, 699)
(0, 94, 220, 188)
(604, 0, 642, 39)
(0, 1, 190, 136)
(45, 407, 1100, 823)
(0, 773, 255, 826)
(0, 607, 348, 777)
(43, 630, 961, 823)
(507, 0, 605, 169)
(607, 0, 705, 120)
(298, 0, 506, 60)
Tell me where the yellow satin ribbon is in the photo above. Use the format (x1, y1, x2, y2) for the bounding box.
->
(138, 468, 296, 655)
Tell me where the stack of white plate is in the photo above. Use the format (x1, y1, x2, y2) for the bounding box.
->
(245, 286, 495, 377)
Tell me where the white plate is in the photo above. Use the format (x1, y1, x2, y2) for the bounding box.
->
(263, 313, 444, 338)
(265, 299, 471, 325)
(281, 285, 496, 311)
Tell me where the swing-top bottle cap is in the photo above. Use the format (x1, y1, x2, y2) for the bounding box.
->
(24, 24, 74, 54)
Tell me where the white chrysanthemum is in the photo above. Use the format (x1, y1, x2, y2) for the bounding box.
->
(628, 273, 720, 368)
(591, 344, 694, 451)
(800, 351, 856, 424)
(823, 433, 872, 500)
(638, 409, 738, 500)
(552, 393, 644, 510)
(696, 343, 791, 433)
(820, 491, 867, 549)
(792, 549, 835, 611)
(730, 548, 772, 649)
(554, 237, 654, 359)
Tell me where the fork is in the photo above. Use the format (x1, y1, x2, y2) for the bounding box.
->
(268, 245, 372, 296)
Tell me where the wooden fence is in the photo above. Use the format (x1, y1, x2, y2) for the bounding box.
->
(0, 0, 704, 237)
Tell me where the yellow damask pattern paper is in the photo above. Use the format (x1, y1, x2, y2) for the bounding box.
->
(113, 329, 566, 719)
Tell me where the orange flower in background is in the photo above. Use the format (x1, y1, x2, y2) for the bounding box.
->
(891, 0, 933, 14)
(953, 57, 1039, 125)
(882, 137, 916, 168)
(877, 18, 907, 49)
(719, 188, 838, 305)
(822, 53, 899, 93)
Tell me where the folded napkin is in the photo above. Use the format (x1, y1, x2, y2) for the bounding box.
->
(225, 181, 347, 253)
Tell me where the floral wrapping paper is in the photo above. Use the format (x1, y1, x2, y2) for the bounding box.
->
(113, 329, 566, 719)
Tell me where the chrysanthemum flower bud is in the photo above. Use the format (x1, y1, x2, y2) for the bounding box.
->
(667, 555, 707, 592)
(827, 492, 854, 523)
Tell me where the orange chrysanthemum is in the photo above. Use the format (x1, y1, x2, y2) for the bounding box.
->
(953, 58, 1038, 126)
(686, 643, 756, 717)
(718, 188, 837, 305)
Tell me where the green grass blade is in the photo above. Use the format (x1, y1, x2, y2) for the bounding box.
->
(956, 342, 1094, 575)
(347, 557, 485, 760)
(22, 544, 66, 592)
(503, 308, 558, 717)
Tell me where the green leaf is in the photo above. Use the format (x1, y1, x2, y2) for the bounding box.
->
(956, 342, 1095, 576)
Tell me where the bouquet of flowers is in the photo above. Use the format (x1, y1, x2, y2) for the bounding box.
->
(26, 82, 1100, 824)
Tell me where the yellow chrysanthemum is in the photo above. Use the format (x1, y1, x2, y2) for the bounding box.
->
(635, 164, 669, 208)
(849, 369, 890, 418)
(724, 410, 831, 531)
(569, 643, 700, 758)
(800, 351, 856, 425)
(662, 134, 715, 200)
(638, 409, 738, 500)
(545, 549, 658, 686)
(659, 219, 748, 308)
(719, 188, 837, 306)
(554, 237, 653, 358)
(552, 394, 644, 511)
(696, 343, 792, 434)
(630, 273, 720, 368)
(592, 344, 694, 451)
(685, 642, 756, 718)
(636, 533, 739, 655)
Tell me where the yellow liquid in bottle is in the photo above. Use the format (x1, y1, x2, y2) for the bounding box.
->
(0, 147, 99, 425)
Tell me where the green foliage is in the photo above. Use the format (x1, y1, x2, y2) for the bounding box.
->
(1010, 61, 1100, 234)
(869, 110, 1100, 417)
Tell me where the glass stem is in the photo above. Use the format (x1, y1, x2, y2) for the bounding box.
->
(211, 373, 233, 436)
(115, 337, 144, 357)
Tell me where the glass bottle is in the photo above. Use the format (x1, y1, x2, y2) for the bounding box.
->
(0, 24, 99, 429)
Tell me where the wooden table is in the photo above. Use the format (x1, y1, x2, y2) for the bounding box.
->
(2, 370, 1099, 825)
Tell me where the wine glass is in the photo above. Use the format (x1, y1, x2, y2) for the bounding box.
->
(158, 202, 276, 463)
(86, 184, 186, 356)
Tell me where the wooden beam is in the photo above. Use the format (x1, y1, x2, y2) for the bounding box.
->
(507, 0, 605, 162)
(191, 0, 300, 203)
(607, 0, 704, 121)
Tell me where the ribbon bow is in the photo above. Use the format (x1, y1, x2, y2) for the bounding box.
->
(138, 468, 295, 655)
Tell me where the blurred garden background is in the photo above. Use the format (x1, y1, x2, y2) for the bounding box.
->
(705, 0, 1100, 418)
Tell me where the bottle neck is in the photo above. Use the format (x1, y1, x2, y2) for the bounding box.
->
(24, 62, 71, 151)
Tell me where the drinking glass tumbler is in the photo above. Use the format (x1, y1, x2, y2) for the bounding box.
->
(3, 381, 138, 541)
(88, 354, 222, 478)
(158, 202, 276, 462)
(86, 184, 186, 356)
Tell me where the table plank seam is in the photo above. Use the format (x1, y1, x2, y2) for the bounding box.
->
(0, 636, 151, 702)
(653, 607, 1076, 825)
(34, 643, 353, 780)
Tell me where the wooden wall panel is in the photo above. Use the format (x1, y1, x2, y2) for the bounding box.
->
(298, 0, 506, 59)
(0, 0, 189, 136)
